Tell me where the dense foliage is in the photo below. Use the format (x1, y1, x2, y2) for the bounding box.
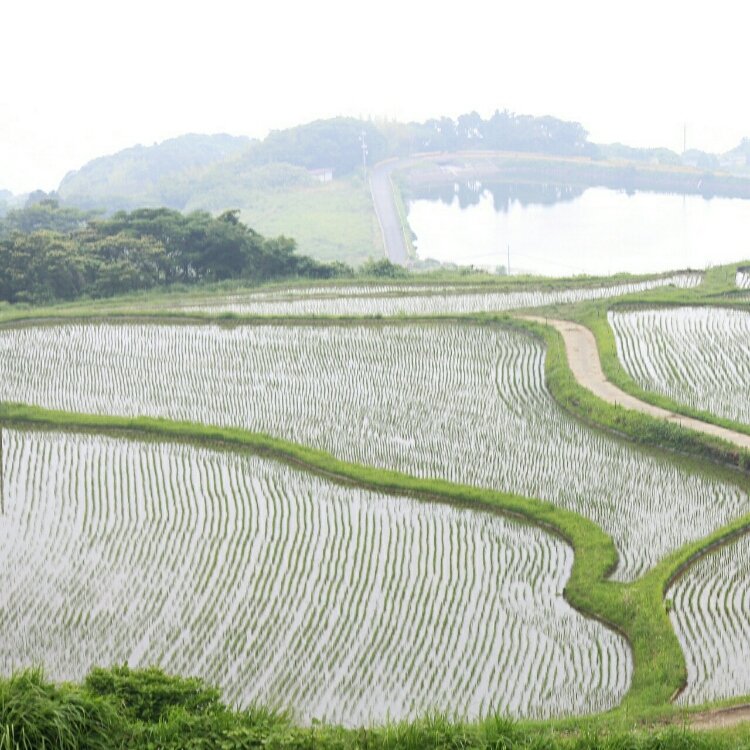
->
(247, 118, 388, 174)
(0, 667, 746, 750)
(241, 111, 591, 172)
(389, 110, 592, 156)
(0, 202, 346, 303)
(55, 133, 253, 209)
(0, 198, 98, 236)
(0, 190, 12, 219)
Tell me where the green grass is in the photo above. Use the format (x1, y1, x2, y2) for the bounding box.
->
(3, 666, 750, 749)
(390, 172, 417, 258)
(509, 314, 750, 472)
(2, 397, 749, 730)
(500, 319, 750, 717)
(582, 304, 750, 440)
(234, 174, 384, 266)
(0, 267, 705, 326)
(0, 669, 123, 750)
(532, 261, 750, 451)
(3, 269, 750, 743)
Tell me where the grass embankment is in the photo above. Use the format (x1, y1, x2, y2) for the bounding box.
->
(234, 175, 383, 266)
(0, 267, 704, 326)
(389, 171, 417, 259)
(3, 397, 750, 731)
(4, 667, 750, 750)
(510, 315, 750, 472)
(506, 316, 750, 707)
(2, 278, 750, 744)
(583, 305, 750, 440)
(547, 261, 750, 453)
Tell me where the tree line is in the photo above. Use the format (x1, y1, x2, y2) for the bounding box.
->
(0, 202, 358, 304)
(245, 111, 592, 175)
(56, 111, 596, 211)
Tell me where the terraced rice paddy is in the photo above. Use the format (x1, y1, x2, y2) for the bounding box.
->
(609, 307, 750, 426)
(181, 273, 701, 317)
(737, 269, 750, 290)
(668, 533, 750, 706)
(1, 321, 746, 580)
(0, 428, 631, 723)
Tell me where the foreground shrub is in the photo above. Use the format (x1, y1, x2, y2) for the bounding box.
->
(0, 668, 123, 750)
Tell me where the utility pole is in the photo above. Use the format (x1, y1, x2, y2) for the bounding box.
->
(507, 244, 511, 276)
(359, 130, 368, 180)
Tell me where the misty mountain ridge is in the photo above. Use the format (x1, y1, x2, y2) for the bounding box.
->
(53, 112, 594, 212)
(56, 133, 254, 210)
(46, 112, 750, 216)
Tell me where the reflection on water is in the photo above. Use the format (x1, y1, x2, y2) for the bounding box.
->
(413, 181, 585, 212)
(408, 183, 750, 275)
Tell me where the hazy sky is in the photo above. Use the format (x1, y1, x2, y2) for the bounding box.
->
(2, 0, 748, 193)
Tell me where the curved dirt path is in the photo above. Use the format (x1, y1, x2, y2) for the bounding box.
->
(688, 704, 750, 730)
(520, 315, 750, 728)
(520, 316, 750, 452)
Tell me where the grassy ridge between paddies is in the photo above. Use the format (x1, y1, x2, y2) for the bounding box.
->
(0, 267, 703, 325)
(1, 274, 750, 744)
(508, 315, 750, 473)
(502, 316, 750, 708)
(589, 304, 750, 439)
(511, 262, 750, 469)
(564, 262, 750, 445)
(3, 399, 750, 729)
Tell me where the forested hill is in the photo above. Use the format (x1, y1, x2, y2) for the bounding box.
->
(55, 112, 593, 212)
(34, 114, 750, 217)
(0, 202, 348, 304)
(57, 133, 254, 210)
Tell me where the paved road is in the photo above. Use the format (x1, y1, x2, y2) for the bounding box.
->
(369, 159, 414, 265)
(369, 151, 596, 265)
(369, 151, 591, 266)
(519, 316, 750, 451)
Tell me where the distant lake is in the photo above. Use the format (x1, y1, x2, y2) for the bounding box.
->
(407, 183, 750, 275)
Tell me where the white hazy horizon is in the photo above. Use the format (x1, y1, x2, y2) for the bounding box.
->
(2, 0, 749, 194)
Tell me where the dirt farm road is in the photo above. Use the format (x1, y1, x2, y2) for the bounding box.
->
(688, 704, 750, 731)
(519, 316, 750, 452)
(520, 315, 750, 729)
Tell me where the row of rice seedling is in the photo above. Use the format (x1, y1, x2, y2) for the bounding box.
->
(609, 307, 750, 426)
(737, 269, 750, 290)
(667, 533, 750, 706)
(1, 322, 745, 581)
(243, 284, 475, 300)
(182, 273, 701, 317)
(0, 427, 630, 724)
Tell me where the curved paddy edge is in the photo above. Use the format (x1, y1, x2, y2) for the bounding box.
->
(512, 316, 750, 475)
(2, 310, 750, 722)
(583, 303, 750, 443)
(3, 400, 747, 722)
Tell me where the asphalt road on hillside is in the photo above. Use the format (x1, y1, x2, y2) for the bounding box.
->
(369, 159, 412, 265)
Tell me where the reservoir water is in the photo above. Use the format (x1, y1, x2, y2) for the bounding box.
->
(407, 183, 750, 275)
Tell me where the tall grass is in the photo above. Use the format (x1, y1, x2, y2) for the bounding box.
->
(1, 668, 749, 749)
(0, 669, 122, 750)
